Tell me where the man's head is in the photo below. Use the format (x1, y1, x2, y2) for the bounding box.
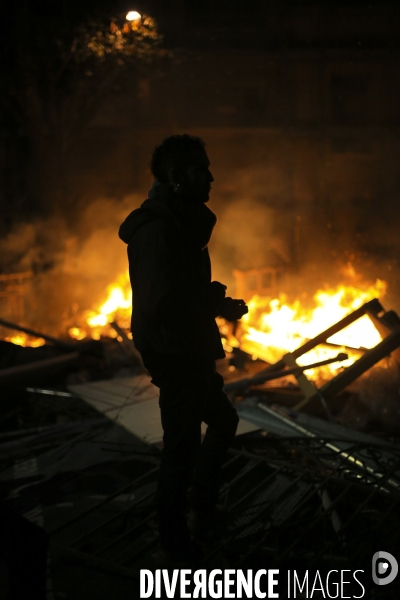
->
(150, 134, 214, 203)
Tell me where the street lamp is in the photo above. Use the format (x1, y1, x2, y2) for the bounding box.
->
(126, 11, 141, 21)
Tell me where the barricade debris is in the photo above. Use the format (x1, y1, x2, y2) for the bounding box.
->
(1, 304, 400, 597)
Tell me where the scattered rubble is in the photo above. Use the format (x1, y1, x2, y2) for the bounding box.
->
(1, 300, 400, 597)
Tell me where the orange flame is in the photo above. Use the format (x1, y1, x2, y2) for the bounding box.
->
(3, 267, 388, 383)
(235, 279, 386, 381)
(5, 334, 45, 347)
(73, 269, 387, 382)
(72, 270, 132, 340)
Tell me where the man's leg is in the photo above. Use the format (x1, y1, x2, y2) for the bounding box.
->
(190, 371, 239, 515)
(156, 377, 203, 557)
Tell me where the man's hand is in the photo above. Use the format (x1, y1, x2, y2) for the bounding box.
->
(220, 297, 248, 322)
(209, 281, 227, 303)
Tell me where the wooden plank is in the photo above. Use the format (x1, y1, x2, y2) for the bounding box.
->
(69, 377, 158, 411)
(110, 321, 145, 369)
(282, 352, 318, 400)
(365, 307, 400, 365)
(256, 298, 382, 375)
(314, 329, 400, 402)
(0, 352, 80, 385)
(0, 317, 74, 350)
(96, 376, 156, 398)
(69, 375, 257, 443)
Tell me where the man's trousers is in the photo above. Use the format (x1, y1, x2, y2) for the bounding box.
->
(155, 366, 239, 555)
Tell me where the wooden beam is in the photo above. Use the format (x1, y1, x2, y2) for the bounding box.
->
(295, 329, 400, 409)
(0, 318, 75, 350)
(0, 352, 80, 385)
(110, 321, 146, 370)
(255, 298, 383, 375)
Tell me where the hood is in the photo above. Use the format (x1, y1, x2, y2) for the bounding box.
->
(119, 181, 217, 249)
(118, 197, 170, 245)
(119, 180, 174, 244)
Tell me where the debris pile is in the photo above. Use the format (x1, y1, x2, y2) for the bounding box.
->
(1, 295, 400, 597)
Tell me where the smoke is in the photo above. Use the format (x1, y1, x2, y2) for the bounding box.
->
(62, 196, 138, 283)
(0, 217, 69, 274)
(209, 165, 292, 295)
(210, 197, 277, 292)
(207, 162, 400, 309)
(0, 194, 142, 332)
(1, 158, 399, 333)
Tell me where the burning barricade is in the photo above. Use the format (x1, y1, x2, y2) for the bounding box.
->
(1, 270, 400, 589)
(1, 268, 400, 435)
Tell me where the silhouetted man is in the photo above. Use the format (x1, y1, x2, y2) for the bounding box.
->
(119, 135, 247, 564)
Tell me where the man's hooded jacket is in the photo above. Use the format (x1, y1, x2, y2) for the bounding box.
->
(119, 183, 225, 374)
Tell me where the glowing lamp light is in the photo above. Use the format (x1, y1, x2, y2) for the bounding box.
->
(126, 11, 141, 21)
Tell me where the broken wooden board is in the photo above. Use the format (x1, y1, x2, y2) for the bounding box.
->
(68, 374, 258, 445)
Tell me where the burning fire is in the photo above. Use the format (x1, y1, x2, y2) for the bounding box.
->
(229, 279, 387, 381)
(2, 263, 388, 384)
(5, 333, 45, 347)
(68, 271, 132, 340)
(64, 269, 387, 382)
(3, 263, 387, 385)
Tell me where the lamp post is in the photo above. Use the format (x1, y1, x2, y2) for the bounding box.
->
(126, 11, 141, 21)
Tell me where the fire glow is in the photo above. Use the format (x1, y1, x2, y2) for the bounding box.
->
(67, 271, 385, 382)
(5, 333, 45, 347)
(233, 279, 386, 381)
(7, 269, 386, 383)
(68, 271, 132, 341)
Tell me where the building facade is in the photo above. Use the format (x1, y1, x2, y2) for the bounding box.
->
(82, 0, 400, 289)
